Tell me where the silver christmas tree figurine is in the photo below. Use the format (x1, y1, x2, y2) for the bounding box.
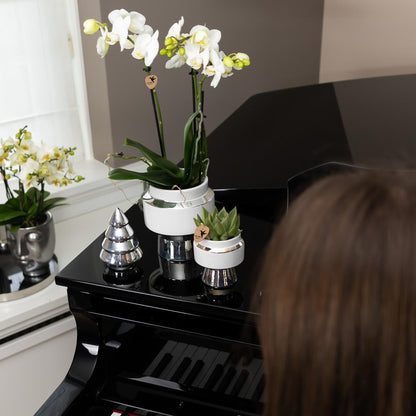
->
(100, 208, 143, 270)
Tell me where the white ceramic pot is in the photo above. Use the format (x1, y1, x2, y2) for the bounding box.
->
(193, 234, 245, 270)
(142, 177, 215, 236)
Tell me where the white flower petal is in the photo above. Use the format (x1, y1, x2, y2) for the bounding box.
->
(167, 16, 184, 38)
(112, 15, 130, 51)
(165, 53, 186, 69)
(108, 9, 129, 24)
(129, 11, 146, 34)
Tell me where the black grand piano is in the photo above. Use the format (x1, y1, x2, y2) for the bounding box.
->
(36, 74, 416, 416)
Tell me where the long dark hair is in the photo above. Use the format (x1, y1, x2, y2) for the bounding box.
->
(258, 170, 416, 416)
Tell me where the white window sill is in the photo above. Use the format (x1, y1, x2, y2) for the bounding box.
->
(0, 158, 146, 341)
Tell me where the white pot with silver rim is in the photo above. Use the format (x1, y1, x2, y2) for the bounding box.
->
(143, 177, 215, 235)
(193, 233, 244, 292)
(142, 177, 215, 282)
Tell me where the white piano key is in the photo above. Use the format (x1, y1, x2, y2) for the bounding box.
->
(143, 340, 177, 376)
(197, 350, 230, 390)
(178, 346, 209, 385)
(164, 343, 198, 380)
(238, 357, 263, 398)
(245, 363, 264, 400)
(158, 342, 188, 379)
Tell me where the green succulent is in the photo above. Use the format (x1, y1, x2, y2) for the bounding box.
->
(194, 206, 241, 241)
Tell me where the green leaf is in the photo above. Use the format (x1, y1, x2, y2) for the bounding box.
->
(42, 197, 67, 211)
(201, 207, 211, 223)
(183, 111, 200, 180)
(0, 205, 27, 223)
(124, 138, 182, 178)
(109, 167, 185, 189)
(208, 228, 219, 240)
(217, 207, 228, 221)
(214, 221, 226, 237)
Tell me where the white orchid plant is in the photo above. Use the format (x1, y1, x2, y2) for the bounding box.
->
(84, 9, 250, 189)
(0, 126, 84, 231)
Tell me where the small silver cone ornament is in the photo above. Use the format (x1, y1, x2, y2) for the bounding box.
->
(100, 208, 143, 270)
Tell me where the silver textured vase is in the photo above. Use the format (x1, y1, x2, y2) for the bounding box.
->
(6, 211, 56, 277)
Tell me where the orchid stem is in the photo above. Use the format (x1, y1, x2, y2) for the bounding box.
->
(190, 69, 198, 133)
(144, 66, 166, 158)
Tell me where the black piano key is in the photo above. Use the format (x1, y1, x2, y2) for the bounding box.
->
(251, 374, 265, 402)
(203, 363, 224, 390)
(179, 346, 209, 386)
(238, 358, 262, 398)
(144, 340, 176, 376)
(216, 366, 237, 394)
(159, 342, 188, 379)
(244, 361, 264, 399)
(171, 357, 192, 382)
(183, 359, 204, 385)
(197, 350, 229, 388)
(230, 369, 249, 396)
(151, 353, 173, 378)
(164, 344, 197, 381)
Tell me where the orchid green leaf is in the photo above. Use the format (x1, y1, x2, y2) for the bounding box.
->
(124, 138, 182, 178)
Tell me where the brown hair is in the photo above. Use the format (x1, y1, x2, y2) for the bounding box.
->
(258, 170, 416, 416)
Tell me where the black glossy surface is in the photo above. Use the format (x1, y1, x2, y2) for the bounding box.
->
(208, 74, 416, 189)
(0, 250, 58, 296)
(56, 188, 286, 320)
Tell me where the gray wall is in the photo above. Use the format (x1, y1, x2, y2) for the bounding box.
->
(79, 0, 324, 165)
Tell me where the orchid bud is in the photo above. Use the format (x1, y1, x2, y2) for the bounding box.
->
(160, 49, 167, 55)
(233, 61, 244, 70)
(164, 37, 174, 46)
(223, 56, 234, 68)
(83, 19, 100, 35)
(178, 47, 185, 55)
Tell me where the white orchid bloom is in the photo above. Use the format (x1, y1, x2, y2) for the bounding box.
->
(185, 43, 209, 70)
(167, 16, 184, 39)
(110, 13, 130, 51)
(122, 34, 137, 50)
(128, 11, 146, 34)
(131, 30, 159, 67)
(203, 50, 225, 88)
(17, 157, 40, 186)
(96, 26, 117, 57)
(165, 52, 186, 69)
(96, 34, 109, 58)
(189, 25, 221, 52)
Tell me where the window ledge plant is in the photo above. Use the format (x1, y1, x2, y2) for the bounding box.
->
(0, 126, 84, 232)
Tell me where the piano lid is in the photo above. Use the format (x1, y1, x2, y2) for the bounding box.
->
(207, 73, 416, 190)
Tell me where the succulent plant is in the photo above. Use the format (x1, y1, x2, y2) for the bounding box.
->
(194, 206, 241, 241)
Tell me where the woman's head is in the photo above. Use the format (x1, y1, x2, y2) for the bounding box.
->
(258, 170, 416, 416)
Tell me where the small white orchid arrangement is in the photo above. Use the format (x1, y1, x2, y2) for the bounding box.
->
(84, 9, 250, 189)
(0, 126, 84, 231)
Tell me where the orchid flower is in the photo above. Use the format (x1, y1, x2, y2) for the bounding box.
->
(189, 25, 221, 52)
(185, 43, 209, 70)
(203, 50, 226, 88)
(131, 30, 159, 67)
(128, 11, 147, 34)
(167, 16, 184, 39)
(96, 26, 117, 58)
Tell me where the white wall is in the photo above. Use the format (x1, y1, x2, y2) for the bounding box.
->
(320, 0, 416, 83)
